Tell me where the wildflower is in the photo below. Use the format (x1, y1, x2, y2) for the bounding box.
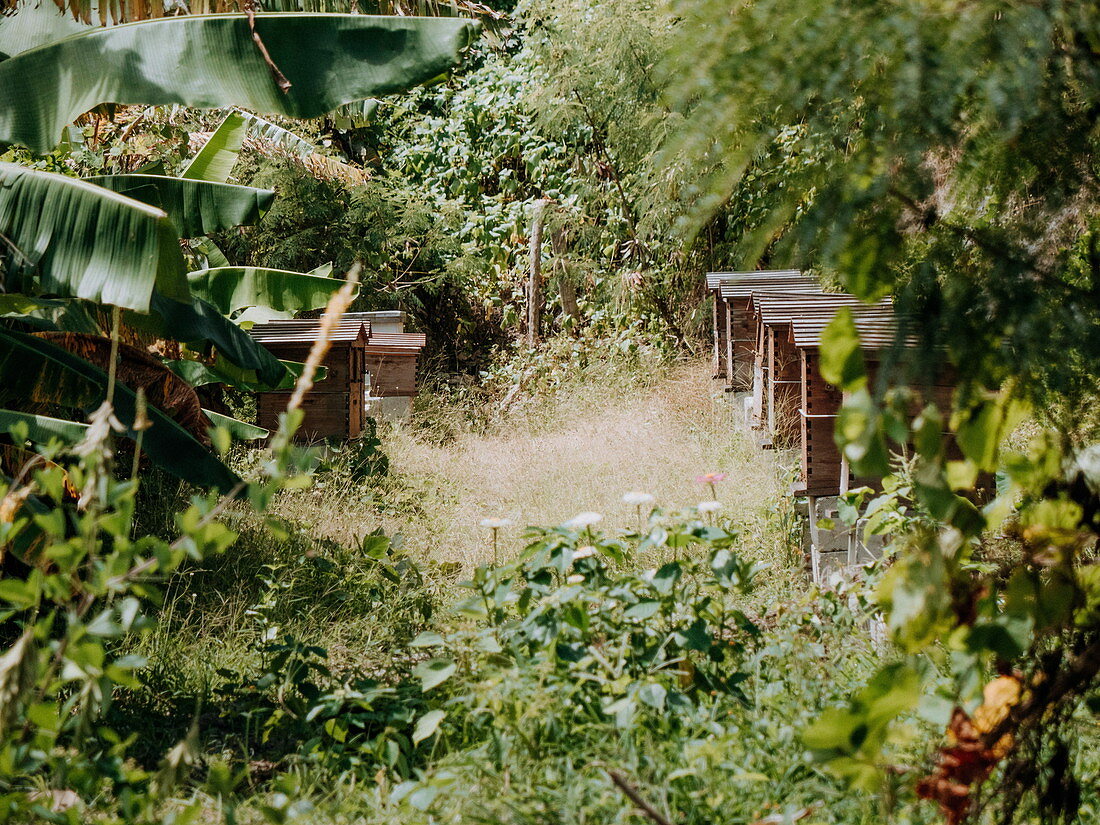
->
(697, 501, 723, 515)
(622, 492, 655, 507)
(573, 545, 597, 560)
(566, 574, 585, 585)
(480, 516, 514, 567)
(695, 471, 727, 502)
(694, 472, 727, 485)
(564, 512, 603, 530)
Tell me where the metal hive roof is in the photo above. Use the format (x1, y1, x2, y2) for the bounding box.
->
(719, 275, 823, 299)
(705, 269, 804, 291)
(247, 319, 370, 345)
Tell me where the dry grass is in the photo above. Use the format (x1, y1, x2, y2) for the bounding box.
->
(289, 359, 788, 567)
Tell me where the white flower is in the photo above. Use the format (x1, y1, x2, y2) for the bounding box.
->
(479, 517, 514, 529)
(622, 492, 655, 507)
(566, 574, 585, 585)
(573, 545, 597, 560)
(564, 512, 603, 530)
(697, 501, 723, 514)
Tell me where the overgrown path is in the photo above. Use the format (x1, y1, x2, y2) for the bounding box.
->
(325, 360, 788, 566)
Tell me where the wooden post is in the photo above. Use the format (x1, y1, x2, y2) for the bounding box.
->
(767, 327, 776, 439)
(527, 198, 549, 348)
(725, 299, 735, 387)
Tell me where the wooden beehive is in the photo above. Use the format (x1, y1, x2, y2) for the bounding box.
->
(707, 270, 816, 389)
(364, 332, 426, 398)
(248, 320, 369, 441)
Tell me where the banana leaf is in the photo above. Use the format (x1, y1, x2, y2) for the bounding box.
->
(86, 174, 275, 238)
(123, 292, 290, 387)
(0, 13, 479, 153)
(204, 409, 268, 441)
(0, 409, 89, 444)
(165, 356, 324, 392)
(186, 267, 357, 317)
(0, 2, 88, 62)
(181, 111, 249, 183)
(189, 237, 231, 269)
(0, 162, 190, 312)
(0, 326, 241, 492)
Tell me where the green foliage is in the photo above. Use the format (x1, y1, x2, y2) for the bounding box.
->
(0, 14, 479, 153)
(0, 162, 189, 312)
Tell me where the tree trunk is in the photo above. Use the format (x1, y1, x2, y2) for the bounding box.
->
(527, 198, 549, 348)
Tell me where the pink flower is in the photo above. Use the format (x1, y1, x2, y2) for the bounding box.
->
(695, 472, 727, 484)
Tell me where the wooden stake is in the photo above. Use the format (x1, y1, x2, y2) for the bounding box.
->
(527, 198, 549, 348)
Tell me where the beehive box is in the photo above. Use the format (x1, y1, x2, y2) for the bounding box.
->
(248, 320, 369, 441)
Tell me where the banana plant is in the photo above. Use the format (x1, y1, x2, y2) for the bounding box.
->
(0, 162, 190, 313)
(0, 327, 241, 492)
(0, 13, 479, 153)
(187, 266, 355, 320)
(85, 174, 276, 238)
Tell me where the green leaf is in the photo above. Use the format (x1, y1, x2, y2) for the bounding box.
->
(0, 2, 89, 61)
(0, 14, 480, 153)
(411, 709, 446, 745)
(124, 292, 289, 387)
(203, 409, 268, 442)
(164, 356, 319, 392)
(86, 175, 274, 238)
(190, 237, 231, 269)
(181, 112, 250, 183)
(819, 307, 867, 391)
(0, 327, 241, 492)
(0, 162, 189, 312)
(0, 409, 89, 444)
(186, 267, 356, 317)
(953, 393, 1030, 472)
(413, 658, 456, 692)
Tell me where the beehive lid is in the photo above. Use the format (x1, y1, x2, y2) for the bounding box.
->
(787, 303, 914, 351)
(749, 292, 892, 326)
(247, 319, 369, 345)
(719, 273, 822, 299)
(345, 311, 406, 334)
(366, 332, 426, 353)
(705, 269, 803, 291)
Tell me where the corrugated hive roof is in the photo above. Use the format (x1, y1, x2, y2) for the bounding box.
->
(749, 292, 892, 326)
(719, 274, 822, 299)
(706, 269, 803, 291)
(788, 304, 912, 351)
(247, 319, 369, 345)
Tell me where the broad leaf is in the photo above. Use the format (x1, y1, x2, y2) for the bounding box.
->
(819, 307, 867, 391)
(181, 112, 249, 183)
(186, 267, 357, 317)
(0, 409, 89, 444)
(0, 163, 189, 312)
(86, 175, 275, 238)
(165, 356, 322, 392)
(0, 13, 479, 153)
(0, 327, 241, 491)
(33, 331, 212, 444)
(124, 293, 289, 387)
(203, 409, 268, 441)
(0, 2, 88, 62)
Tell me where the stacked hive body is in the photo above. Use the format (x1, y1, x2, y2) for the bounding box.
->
(248, 320, 370, 440)
(345, 312, 426, 419)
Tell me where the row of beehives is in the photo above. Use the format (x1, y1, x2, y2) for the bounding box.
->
(706, 270, 957, 582)
(247, 311, 426, 440)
